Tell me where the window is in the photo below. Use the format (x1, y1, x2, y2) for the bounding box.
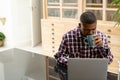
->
(46, 0, 80, 19)
(84, 0, 118, 21)
(44, 0, 119, 21)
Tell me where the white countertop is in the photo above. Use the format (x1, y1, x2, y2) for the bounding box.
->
(1, 43, 119, 74)
(0, 43, 54, 58)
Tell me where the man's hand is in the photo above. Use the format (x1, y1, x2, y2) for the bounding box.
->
(94, 35, 103, 47)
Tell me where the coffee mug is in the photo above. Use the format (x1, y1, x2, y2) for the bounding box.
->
(84, 34, 95, 47)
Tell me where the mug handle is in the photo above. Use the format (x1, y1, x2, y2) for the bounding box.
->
(84, 38, 88, 44)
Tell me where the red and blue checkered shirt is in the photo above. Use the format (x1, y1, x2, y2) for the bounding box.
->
(54, 27, 113, 66)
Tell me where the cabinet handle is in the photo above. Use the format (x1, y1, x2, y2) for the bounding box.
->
(107, 29, 111, 32)
(51, 23, 54, 26)
(51, 28, 54, 31)
(52, 46, 55, 49)
(108, 41, 111, 43)
(52, 32, 54, 35)
(52, 37, 54, 40)
(52, 41, 55, 44)
(52, 50, 55, 53)
(107, 35, 111, 38)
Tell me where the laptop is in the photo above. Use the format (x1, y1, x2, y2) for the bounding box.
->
(68, 58, 109, 80)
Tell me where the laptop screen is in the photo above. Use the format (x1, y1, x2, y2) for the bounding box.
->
(68, 58, 109, 80)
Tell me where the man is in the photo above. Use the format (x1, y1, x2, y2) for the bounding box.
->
(54, 12, 114, 80)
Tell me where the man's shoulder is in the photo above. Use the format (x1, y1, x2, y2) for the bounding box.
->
(96, 30, 105, 34)
(64, 27, 78, 36)
(96, 30, 106, 37)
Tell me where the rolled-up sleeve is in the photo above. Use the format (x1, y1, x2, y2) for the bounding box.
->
(98, 47, 113, 64)
(98, 34, 113, 64)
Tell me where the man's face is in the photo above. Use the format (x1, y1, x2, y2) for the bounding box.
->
(80, 22, 97, 37)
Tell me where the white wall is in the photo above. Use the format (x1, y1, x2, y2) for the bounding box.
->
(0, 0, 32, 47)
(0, 0, 13, 46)
(10, 0, 32, 46)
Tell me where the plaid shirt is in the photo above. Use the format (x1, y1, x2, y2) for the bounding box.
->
(54, 27, 113, 66)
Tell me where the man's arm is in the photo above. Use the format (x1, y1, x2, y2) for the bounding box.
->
(54, 34, 68, 64)
(98, 47, 113, 64)
(96, 34, 114, 64)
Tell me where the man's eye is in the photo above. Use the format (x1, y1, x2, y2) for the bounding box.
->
(84, 29, 90, 31)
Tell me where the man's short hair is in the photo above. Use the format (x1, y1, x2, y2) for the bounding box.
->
(80, 12, 97, 24)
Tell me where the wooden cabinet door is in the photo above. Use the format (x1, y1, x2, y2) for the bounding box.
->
(31, 0, 41, 46)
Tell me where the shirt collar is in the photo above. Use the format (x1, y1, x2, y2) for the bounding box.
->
(76, 26, 82, 38)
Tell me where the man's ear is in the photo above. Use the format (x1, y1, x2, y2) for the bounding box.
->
(78, 23, 81, 27)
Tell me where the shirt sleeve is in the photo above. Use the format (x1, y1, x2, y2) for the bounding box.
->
(98, 34, 114, 64)
(54, 34, 68, 64)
